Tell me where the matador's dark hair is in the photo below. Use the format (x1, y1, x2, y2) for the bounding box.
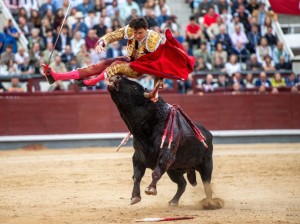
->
(129, 17, 148, 30)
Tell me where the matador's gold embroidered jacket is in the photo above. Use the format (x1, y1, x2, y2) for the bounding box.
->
(100, 25, 162, 61)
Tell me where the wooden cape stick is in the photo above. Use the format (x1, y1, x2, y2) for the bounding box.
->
(135, 216, 194, 222)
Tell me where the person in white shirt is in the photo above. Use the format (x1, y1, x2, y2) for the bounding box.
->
(230, 24, 248, 49)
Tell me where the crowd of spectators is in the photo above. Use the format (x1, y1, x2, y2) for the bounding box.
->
(0, 0, 299, 94)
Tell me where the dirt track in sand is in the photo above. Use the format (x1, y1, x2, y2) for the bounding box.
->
(0, 143, 300, 224)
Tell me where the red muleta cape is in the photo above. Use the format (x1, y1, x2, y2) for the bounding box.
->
(130, 29, 196, 80)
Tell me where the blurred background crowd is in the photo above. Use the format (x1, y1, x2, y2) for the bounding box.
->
(0, 0, 299, 94)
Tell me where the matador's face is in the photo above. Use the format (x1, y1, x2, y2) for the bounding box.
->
(133, 28, 147, 42)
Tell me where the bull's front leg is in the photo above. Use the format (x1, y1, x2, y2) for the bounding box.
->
(131, 158, 146, 205)
(145, 151, 173, 196)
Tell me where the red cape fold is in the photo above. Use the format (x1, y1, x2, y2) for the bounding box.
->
(130, 29, 196, 80)
(269, 0, 300, 15)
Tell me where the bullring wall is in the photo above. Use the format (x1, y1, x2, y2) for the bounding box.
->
(1, 92, 300, 136)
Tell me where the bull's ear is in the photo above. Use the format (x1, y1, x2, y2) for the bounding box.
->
(144, 88, 149, 92)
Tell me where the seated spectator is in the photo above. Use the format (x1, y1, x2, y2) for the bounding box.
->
(182, 41, 193, 56)
(163, 79, 174, 90)
(18, 16, 33, 39)
(154, 0, 171, 18)
(200, 74, 216, 92)
(228, 15, 245, 36)
(233, 4, 251, 31)
(49, 55, 67, 75)
(203, 7, 219, 29)
(56, 25, 72, 53)
(85, 29, 98, 51)
(76, 44, 90, 67)
(260, 17, 275, 36)
(275, 56, 292, 70)
(246, 54, 263, 71)
(270, 73, 286, 88)
(1, 44, 15, 65)
(30, 9, 42, 29)
(93, 0, 106, 13)
(7, 76, 25, 93)
(272, 41, 290, 65)
(254, 1, 266, 26)
(255, 71, 272, 89)
(126, 8, 139, 25)
(212, 56, 226, 71)
(206, 16, 224, 41)
(244, 73, 255, 88)
(247, 0, 259, 15)
(232, 82, 243, 94)
(3, 19, 19, 53)
(213, 42, 227, 62)
(41, 18, 53, 37)
(215, 73, 230, 88)
(231, 41, 250, 63)
(107, 0, 120, 17)
(106, 42, 123, 59)
(219, 8, 232, 30)
(285, 72, 299, 88)
(194, 42, 211, 64)
(185, 16, 202, 51)
(230, 24, 248, 50)
(43, 42, 59, 64)
(262, 55, 276, 72)
(144, 9, 158, 29)
(216, 0, 229, 15)
(247, 23, 261, 54)
(84, 10, 99, 29)
(71, 31, 85, 55)
(230, 72, 245, 88)
(256, 37, 272, 63)
(29, 43, 43, 74)
(77, 0, 94, 16)
(67, 7, 79, 29)
(15, 47, 30, 72)
(194, 56, 209, 72)
(40, 0, 57, 16)
(93, 17, 108, 38)
(215, 25, 232, 53)
(43, 28, 56, 47)
(156, 6, 170, 27)
(225, 54, 241, 77)
(0, 59, 18, 75)
(53, 8, 65, 30)
(120, 0, 141, 21)
(28, 28, 45, 50)
(264, 26, 277, 48)
(72, 11, 89, 38)
(61, 45, 75, 69)
(111, 18, 123, 31)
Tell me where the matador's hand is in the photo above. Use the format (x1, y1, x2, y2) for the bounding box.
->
(95, 39, 106, 53)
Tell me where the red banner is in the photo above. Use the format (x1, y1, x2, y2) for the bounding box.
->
(269, 0, 300, 15)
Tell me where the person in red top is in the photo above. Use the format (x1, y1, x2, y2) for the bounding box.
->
(203, 7, 219, 28)
(185, 16, 202, 51)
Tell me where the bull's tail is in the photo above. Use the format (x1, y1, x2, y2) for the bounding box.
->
(187, 170, 197, 186)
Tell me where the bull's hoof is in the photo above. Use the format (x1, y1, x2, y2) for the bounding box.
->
(200, 198, 224, 210)
(145, 187, 157, 195)
(131, 197, 141, 205)
(168, 200, 179, 207)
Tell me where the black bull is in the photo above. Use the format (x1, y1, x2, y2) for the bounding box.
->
(108, 76, 222, 208)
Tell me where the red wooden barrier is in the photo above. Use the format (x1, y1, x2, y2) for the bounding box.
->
(0, 92, 300, 135)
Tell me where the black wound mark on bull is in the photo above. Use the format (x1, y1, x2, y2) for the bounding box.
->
(108, 75, 224, 209)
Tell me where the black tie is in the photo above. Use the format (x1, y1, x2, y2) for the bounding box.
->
(135, 40, 138, 50)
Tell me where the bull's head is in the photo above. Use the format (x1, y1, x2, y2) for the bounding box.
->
(107, 75, 153, 111)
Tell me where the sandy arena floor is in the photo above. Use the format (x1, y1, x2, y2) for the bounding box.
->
(0, 143, 299, 224)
